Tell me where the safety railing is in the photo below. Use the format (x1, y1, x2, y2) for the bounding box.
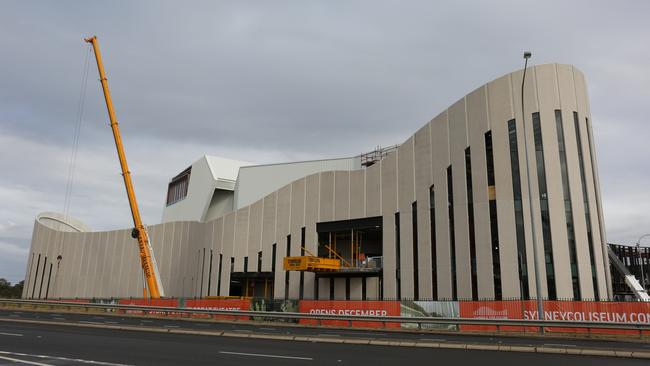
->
(1, 298, 650, 336)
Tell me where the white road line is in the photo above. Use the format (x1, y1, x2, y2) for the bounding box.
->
(259, 327, 276, 331)
(52, 317, 66, 320)
(543, 343, 577, 347)
(78, 321, 104, 325)
(219, 351, 313, 360)
(163, 325, 180, 328)
(0, 355, 52, 366)
(336, 331, 387, 336)
(0, 332, 23, 337)
(0, 351, 133, 366)
(8, 314, 20, 317)
(232, 329, 252, 332)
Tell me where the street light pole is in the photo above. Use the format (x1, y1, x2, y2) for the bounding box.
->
(54, 255, 62, 297)
(520, 52, 545, 324)
(636, 234, 650, 290)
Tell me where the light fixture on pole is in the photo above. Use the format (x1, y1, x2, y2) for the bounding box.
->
(520, 51, 545, 324)
(636, 234, 650, 290)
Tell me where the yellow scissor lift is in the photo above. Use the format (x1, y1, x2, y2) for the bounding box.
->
(283, 246, 350, 272)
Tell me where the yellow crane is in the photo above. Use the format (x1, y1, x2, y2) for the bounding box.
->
(85, 36, 165, 298)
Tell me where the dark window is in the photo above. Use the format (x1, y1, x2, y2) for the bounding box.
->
(486, 130, 503, 300)
(576, 113, 600, 299)
(166, 167, 191, 206)
(412, 201, 419, 300)
(345, 278, 351, 300)
(38, 256, 47, 299)
(465, 147, 478, 300)
(556, 110, 581, 300)
(395, 212, 401, 299)
(271, 243, 277, 272)
(300, 227, 305, 299)
(257, 251, 262, 273)
(44, 263, 53, 299)
(31, 254, 41, 298)
(508, 120, 529, 299)
(285, 235, 291, 299)
(429, 185, 437, 300)
(508, 119, 530, 299)
(243, 256, 248, 273)
(533, 112, 557, 300)
(447, 165, 457, 300)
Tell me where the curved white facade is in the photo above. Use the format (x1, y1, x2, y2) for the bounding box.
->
(23, 63, 611, 301)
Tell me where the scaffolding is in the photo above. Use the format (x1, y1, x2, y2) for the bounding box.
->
(360, 144, 399, 167)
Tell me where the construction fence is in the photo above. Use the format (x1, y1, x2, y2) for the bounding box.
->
(48, 298, 650, 334)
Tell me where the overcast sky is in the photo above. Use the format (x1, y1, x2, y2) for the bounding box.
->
(1, 1, 649, 283)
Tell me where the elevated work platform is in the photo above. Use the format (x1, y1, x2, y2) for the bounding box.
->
(283, 254, 382, 278)
(283, 256, 341, 272)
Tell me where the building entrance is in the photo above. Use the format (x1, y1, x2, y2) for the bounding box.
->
(316, 216, 383, 270)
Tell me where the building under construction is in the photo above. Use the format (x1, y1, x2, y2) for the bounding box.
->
(24, 63, 619, 301)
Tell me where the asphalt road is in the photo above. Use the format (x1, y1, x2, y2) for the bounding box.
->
(0, 320, 647, 366)
(1, 308, 648, 352)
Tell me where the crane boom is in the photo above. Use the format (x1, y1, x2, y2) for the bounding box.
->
(84, 36, 165, 298)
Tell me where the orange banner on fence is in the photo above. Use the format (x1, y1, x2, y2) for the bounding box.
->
(185, 299, 251, 320)
(298, 300, 400, 328)
(118, 298, 178, 307)
(460, 300, 650, 334)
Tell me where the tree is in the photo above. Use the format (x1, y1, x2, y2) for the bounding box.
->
(12, 281, 23, 298)
(0, 278, 10, 296)
(0, 279, 24, 298)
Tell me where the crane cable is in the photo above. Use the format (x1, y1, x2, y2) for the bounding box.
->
(51, 45, 91, 296)
(62, 45, 92, 222)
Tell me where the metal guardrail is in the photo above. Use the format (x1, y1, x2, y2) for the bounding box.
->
(1, 299, 650, 334)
